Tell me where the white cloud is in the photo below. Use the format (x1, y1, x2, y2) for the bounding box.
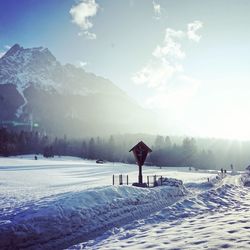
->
(187, 20, 203, 42)
(70, 0, 99, 39)
(152, 0, 161, 20)
(152, 28, 185, 59)
(132, 60, 182, 88)
(133, 27, 186, 89)
(78, 30, 97, 39)
(132, 21, 203, 110)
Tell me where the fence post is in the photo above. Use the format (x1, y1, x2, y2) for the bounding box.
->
(127, 175, 129, 185)
(147, 176, 149, 187)
(161, 175, 163, 186)
(119, 174, 123, 185)
(112, 174, 114, 185)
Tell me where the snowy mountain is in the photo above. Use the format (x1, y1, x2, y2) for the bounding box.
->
(0, 44, 152, 136)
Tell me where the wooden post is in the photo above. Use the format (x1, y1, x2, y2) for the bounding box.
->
(147, 176, 149, 187)
(127, 175, 129, 185)
(112, 174, 114, 185)
(119, 174, 123, 185)
(161, 175, 163, 186)
(138, 165, 143, 184)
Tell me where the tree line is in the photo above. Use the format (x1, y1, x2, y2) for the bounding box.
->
(1, 128, 250, 170)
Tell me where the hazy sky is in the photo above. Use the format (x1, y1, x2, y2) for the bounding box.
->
(1, 0, 250, 139)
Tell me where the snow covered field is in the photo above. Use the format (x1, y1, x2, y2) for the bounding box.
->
(0, 155, 248, 249)
(0, 155, 215, 216)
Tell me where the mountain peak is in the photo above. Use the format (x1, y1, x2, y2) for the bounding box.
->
(2, 44, 56, 62)
(4, 44, 23, 57)
(0, 44, 125, 98)
(29, 46, 57, 63)
(0, 44, 60, 94)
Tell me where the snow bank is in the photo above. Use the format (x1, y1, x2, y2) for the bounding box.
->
(76, 182, 249, 250)
(156, 177, 183, 187)
(240, 167, 250, 186)
(129, 177, 240, 228)
(185, 173, 222, 190)
(241, 172, 250, 186)
(72, 175, 246, 250)
(0, 184, 186, 249)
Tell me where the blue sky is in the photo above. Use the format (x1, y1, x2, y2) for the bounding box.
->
(1, 0, 250, 139)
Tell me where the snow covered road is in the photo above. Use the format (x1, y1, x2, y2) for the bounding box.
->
(221, 174, 242, 186)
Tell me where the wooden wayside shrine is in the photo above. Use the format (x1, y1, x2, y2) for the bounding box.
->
(129, 141, 152, 185)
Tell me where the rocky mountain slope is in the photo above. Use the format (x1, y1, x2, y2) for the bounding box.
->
(0, 44, 152, 137)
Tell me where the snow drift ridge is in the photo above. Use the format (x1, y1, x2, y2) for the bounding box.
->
(0, 184, 186, 249)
